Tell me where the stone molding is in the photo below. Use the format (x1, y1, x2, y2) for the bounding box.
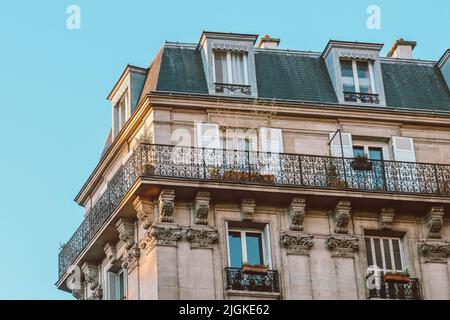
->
(418, 239, 450, 263)
(159, 189, 175, 223)
(241, 198, 256, 221)
(425, 206, 445, 239)
(280, 231, 314, 255)
(133, 196, 154, 230)
(334, 200, 352, 234)
(379, 207, 395, 230)
(139, 224, 183, 255)
(194, 191, 211, 225)
(103, 242, 117, 265)
(327, 235, 359, 258)
(186, 226, 219, 249)
(288, 197, 306, 231)
(115, 218, 135, 250)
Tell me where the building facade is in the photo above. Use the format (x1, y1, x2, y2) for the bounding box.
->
(56, 32, 450, 300)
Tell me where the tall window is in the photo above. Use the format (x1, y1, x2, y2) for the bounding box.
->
(227, 223, 271, 268)
(213, 50, 249, 93)
(107, 270, 126, 300)
(113, 92, 129, 137)
(340, 59, 376, 102)
(365, 236, 404, 273)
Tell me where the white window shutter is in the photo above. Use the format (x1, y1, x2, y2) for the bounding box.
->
(329, 132, 353, 157)
(391, 136, 416, 162)
(259, 128, 283, 153)
(262, 224, 272, 268)
(196, 123, 220, 149)
(108, 272, 118, 300)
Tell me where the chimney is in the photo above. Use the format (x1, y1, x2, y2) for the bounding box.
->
(387, 38, 417, 59)
(257, 34, 280, 49)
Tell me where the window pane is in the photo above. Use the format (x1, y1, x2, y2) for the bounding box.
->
(373, 238, 383, 269)
(392, 239, 403, 271)
(228, 231, 243, 267)
(357, 61, 372, 93)
(365, 237, 373, 266)
(383, 239, 392, 270)
(340, 60, 354, 77)
(353, 146, 365, 158)
(118, 272, 125, 300)
(214, 51, 227, 83)
(230, 52, 246, 85)
(368, 148, 383, 160)
(245, 232, 264, 265)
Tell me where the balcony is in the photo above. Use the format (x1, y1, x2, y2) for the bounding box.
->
(225, 267, 280, 293)
(368, 278, 421, 300)
(344, 91, 379, 104)
(58, 144, 450, 280)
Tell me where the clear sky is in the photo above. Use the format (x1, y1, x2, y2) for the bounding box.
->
(0, 0, 448, 299)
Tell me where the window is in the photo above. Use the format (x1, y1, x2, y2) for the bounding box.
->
(213, 50, 249, 94)
(340, 59, 376, 102)
(365, 236, 404, 273)
(107, 270, 126, 300)
(226, 223, 271, 268)
(113, 92, 130, 137)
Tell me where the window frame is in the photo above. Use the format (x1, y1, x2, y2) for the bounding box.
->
(107, 268, 127, 300)
(365, 235, 405, 273)
(340, 59, 376, 95)
(212, 50, 249, 86)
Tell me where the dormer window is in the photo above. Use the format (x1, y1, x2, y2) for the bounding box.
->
(213, 50, 250, 95)
(113, 92, 130, 136)
(340, 59, 377, 103)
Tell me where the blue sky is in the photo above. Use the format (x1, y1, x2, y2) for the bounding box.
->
(0, 0, 448, 299)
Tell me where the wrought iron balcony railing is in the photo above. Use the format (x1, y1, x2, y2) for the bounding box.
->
(58, 144, 450, 279)
(344, 91, 379, 104)
(368, 278, 420, 300)
(225, 267, 280, 293)
(214, 82, 251, 95)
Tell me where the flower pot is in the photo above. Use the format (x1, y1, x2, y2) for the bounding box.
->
(242, 265, 268, 275)
(351, 159, 373, 171)
(327, 179, 348, 188)
(384, 273, 410, 283)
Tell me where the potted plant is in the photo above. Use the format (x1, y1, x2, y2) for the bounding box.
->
(208, 167, 221, 180)
(241, 262, 269, 274)
(351, 154, 373, 171)
(326, 160, 347, 188)
(384, 269, 411, 283)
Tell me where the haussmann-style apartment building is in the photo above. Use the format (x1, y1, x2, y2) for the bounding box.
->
(56, 31, 450, 300)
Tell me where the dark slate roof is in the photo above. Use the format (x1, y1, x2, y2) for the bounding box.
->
(141, 44, 450, 112)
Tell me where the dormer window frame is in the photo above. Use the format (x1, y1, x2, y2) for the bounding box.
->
(198, 32, 258, 98)
(339, 58, 378, 104)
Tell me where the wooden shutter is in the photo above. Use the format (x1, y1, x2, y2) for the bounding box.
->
(259, 128, 283, 153)
(196, 123, 220, 149)
(329, 132, 353, 157)
(391, 137, 416, 162)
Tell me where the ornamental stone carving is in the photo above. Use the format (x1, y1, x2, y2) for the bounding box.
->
(418, 240, 450, 263)
(81, 262, 100, 290)
(280, 231, 314, 255)
(288, 198, 306, 231)
(186, 227, 219, 249)
(425, 206, 445, 239)
(133, 196, 154, 230)
(115, 218, 135, 250)
(158, 189, 175, 223)
(88, 287, 103, 301)
(139, 224, 183, 255)
(194, 191, 211, 225)
(121, 244, 141, 272)
(66, 266, 84, 300)
(333, 200, 352, 234)
(241, 198, 256, 221)
(327, 235, 359, 258)
(103, 242, 117, 265)
(379, 207, 395, 230)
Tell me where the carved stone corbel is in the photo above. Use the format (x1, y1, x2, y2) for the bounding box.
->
(81, 262, 100, 290)
(379, 207, 395, 230)
(194, 191, 211, 225)
(115, 218, 135, 250)
(89, 287, 103, 300)
(186, 227, 219, 249)
(241, 198, 256, 221)
(425, 206, 445, 239)
(139, 224, 183, 255)
(327, 235, 359, 258)
(103, 242, 117, 265)
(418, 240, 450, 263)
(333, 200, 352, 234)
(66, 266, 84, 300)
(158, 189, 175, 223)
(288, 198, 306, 231)
(133, 196, 154, 230)
(280, 231, 314, 255)
(121, 244, 141, 272)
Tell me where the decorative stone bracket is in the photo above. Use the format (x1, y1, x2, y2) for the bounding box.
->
(241, 198, 256, 221)
(133, 196, 154, 230)
(115, 218, 135, 250)
(121, 244, 141, 273)
(280, 231, 314, 255)
(288, 197, 306, 231)
(379, 207, 395, 230)
(418, 240, 450, 263)
(139, 224, 183, 255)
(327, 235, 359, 258)
(194, 191, 211, 225)
(81, 262, 102, 300)
(66, 266, 84, 300)
(333, 200, 351, 234)
(186, 227, 219, 249)
(159, 189, 175, 223)
(103, 242, 117, 265)
(425, 206, 445, 239)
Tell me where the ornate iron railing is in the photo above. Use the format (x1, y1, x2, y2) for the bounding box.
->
(214, 82, 251, 95)
(344, 91, 379, 104)
(59, 144, 450, 279)
(225, 267, 280, 292)
(368, 278, 420, 300)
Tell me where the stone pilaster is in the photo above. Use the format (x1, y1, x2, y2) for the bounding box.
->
(379, 207, 395, 230)
(241, 198, 256, 221)
(333, 200, 351, 234)
(133, 196, 154, 230)
(288, 197, 306, 231)
(186, 226, 219, 249)
(158, 189, 175, 223)
(193, 191, 211, 225)
(280, 231, 314, 255)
